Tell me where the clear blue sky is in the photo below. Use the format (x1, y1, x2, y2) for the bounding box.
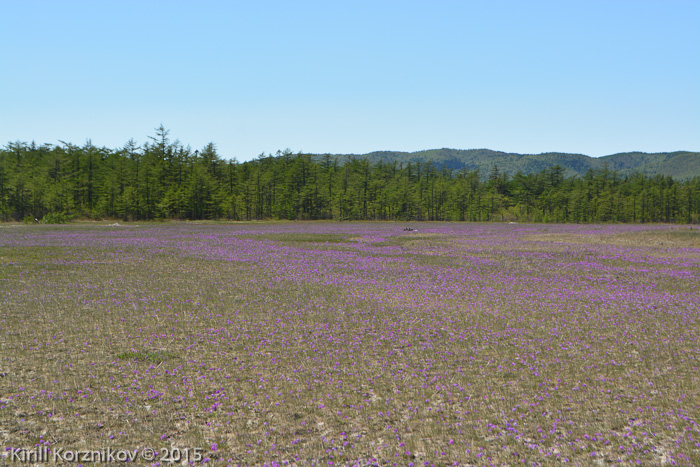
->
(1, 0, 698, 160)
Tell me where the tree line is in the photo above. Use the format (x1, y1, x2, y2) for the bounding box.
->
(2, 127, 698, 223)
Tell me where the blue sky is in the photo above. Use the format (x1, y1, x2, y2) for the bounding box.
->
(1, 0, 698, 160)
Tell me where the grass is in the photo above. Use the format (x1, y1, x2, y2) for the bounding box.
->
(244, 233, 350, 244)
(0, 221, 698, 466)
(116, 350, 177, 364)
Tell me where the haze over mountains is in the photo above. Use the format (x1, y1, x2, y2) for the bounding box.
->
(311, 149, 700, 180)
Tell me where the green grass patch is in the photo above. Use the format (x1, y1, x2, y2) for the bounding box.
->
(117, 350, 176, 363)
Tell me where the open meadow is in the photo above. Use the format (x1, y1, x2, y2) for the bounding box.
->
(1, 221, 698, 466)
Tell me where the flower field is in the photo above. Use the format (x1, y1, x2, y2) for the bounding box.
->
(1, 222, 698, 466)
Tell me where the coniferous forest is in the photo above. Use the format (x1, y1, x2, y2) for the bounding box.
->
(2, 127, 699, 223)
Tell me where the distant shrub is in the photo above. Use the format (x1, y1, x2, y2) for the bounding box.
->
(40, 212, 72, 224)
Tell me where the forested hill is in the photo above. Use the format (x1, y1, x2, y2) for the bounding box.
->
(1, 130, 699, 223)
(311, 149, 700, 180)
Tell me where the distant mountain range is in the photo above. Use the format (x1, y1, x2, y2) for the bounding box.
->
(310, 149, 700, 180)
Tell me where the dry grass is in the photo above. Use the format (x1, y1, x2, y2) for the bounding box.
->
(525, 226, 700, 249)
(0, 222, 698, 466)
